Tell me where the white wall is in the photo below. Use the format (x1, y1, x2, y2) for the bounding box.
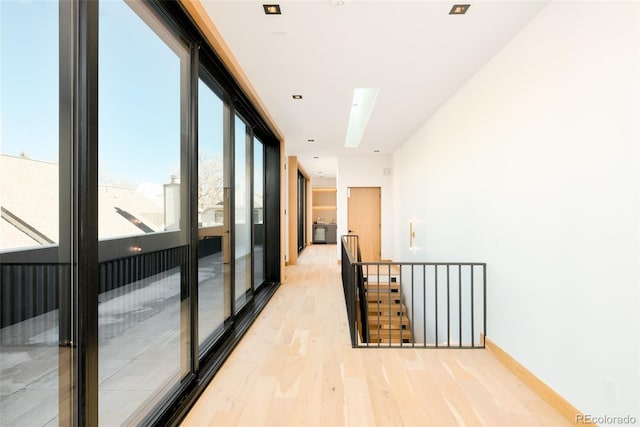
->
(311, 176, 336, 188)
(337, 155, 394, 260)
(393, 0, 639, 418)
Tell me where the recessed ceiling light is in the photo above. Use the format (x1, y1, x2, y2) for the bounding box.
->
(292, 94, 303, 99)
(449, 4, 470, 15)
(263, 4, 281, 15)
(307, 139, 315, 143)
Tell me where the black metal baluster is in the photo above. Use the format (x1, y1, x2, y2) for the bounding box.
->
(483, 264, 487, 348)
(471, 265, 475, 347)
(434, 265, 438, 348)
(458, 264, 462, 348)
(423, 264, 426, 346)
(447, 265, 450, 348)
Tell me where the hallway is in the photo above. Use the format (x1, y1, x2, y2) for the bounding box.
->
(181, 244, 569, 426)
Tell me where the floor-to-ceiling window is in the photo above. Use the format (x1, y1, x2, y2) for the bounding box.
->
(253, 138, 265, 290)
(98, 1, 191, 424)
(234, 115, 252, 313)
(0, 1, 280, 425)
(0, 2, 74, 425)
(197, 75, 231, 352)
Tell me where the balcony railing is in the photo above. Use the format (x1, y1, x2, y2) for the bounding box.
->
(0, 240, 193, 330)
(1, 237, 201, 425)
(341, 235, 486, 348)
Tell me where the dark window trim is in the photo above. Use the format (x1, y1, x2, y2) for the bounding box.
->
(58, 0, 100, 425)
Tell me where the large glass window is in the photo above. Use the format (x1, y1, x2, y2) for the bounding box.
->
(0, 2, 59, 247)
(98, 1, 190, 424)
(0, 2, 71, 425)
(253, 138, 265, 290)
(98, 1, 185, 240)
(197, 77, 230, 350)
(234, 115, 252, 312)
(0, 1, 278, 424)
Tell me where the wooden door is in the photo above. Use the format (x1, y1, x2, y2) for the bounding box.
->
(347, 187, 381, 261)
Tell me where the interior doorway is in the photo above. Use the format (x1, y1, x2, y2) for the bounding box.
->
(347, 187, 381, 261)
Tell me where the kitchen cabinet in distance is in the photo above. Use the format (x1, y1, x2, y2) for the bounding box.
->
(312, 223, 337, 244)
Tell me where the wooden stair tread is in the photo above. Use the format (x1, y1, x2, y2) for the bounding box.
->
(368, 310, 408, 316)
(369, 339, 413, 344)
(361, 265, 400, 276)
(368, 316, 410, 326)
(368, 328, 413, 344)
(367, 303, 406, 310)
(362, 269, 413, 343)
(368, 310, 407, 315)
(369, 330, 413, 338)
(367, 300, 402, 305)
(365, 283, 400, 292)
(366, 293, 401, 301)
(369, 325, 411, 332)
(368, 314, 410, 320)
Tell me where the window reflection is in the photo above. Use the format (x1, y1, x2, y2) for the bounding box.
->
(0, 1, 64, 425)
(197, 77, 230, 350)
(234, 115, 252, 312)
(253, 138, 265, 290)
(98, 1, 189, 424)
(98, 0, 184, 241)
(0, 0, 275, 423)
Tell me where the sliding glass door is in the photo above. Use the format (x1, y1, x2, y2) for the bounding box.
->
(98, 1, 191, 424)
(197, 75, 231, 352)
(0, 0, 280, 424)
(234, 115, 252, 313)
(0, 2, 74, 425)
(253, 138, 265, 290)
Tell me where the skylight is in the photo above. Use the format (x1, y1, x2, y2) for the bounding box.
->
(344, 88, 380, 148)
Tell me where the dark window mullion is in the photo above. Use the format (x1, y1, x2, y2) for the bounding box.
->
(247, 127, 255, 294)
(58, 2, 74, 425)
(189, 43, 200, 375)
(226, 99, 236, 317)
(68, 0, 100, 426)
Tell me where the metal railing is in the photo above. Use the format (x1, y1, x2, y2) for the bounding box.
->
(0, 243, 191, 329)
(341, 235, 486, 348)
(0, 261, 66, 329)
(341, 235, 366, 346)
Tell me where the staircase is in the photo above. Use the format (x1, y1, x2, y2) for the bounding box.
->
(342, 234, 487, 349)
(363, 268, 412, 344)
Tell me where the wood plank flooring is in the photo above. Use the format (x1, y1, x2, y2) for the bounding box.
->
(181, 244, 570, 427)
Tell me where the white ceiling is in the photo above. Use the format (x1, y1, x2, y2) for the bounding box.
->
(200, 0, 549, 178)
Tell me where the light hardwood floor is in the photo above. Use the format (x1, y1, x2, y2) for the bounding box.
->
(181, 244, 570, 427)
